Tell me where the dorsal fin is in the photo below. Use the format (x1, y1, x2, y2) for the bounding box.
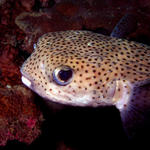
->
(110, 13, 137, 38)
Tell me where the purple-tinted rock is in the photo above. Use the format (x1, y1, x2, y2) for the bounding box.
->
(20, 0, 35, 11)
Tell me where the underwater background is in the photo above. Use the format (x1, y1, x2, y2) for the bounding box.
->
(0, 0, 150, 149)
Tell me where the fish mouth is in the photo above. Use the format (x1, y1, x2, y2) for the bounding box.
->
(21, 76, 32, 88)
(20, 69, 34, 89)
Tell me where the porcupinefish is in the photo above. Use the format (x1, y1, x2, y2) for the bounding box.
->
(20, 15, 150, 138)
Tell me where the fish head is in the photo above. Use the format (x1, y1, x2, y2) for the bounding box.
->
(21, 31, 118, 107)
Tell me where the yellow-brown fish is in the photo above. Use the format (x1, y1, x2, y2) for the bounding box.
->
(20, 30, 150, 138)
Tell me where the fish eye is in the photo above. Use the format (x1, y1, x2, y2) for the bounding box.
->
(53, 65, 74, 86)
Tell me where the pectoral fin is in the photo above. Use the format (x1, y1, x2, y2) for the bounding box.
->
(115, 83, 150, 139)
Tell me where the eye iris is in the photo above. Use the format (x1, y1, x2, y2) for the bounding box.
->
(53, 65, 74, 86)
(58, 69, 72, 82)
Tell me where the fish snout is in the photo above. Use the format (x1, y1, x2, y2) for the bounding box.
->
(20, 67, 35, 90)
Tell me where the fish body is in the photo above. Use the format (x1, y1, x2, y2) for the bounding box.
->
(21, 30, 150, 137)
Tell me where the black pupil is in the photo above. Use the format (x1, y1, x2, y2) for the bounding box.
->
(58, 69, 72, 82)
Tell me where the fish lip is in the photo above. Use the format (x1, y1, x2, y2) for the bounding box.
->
(20, 69, 34, 89)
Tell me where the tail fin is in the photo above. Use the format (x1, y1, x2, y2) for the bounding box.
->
(118, 84, 150, 139)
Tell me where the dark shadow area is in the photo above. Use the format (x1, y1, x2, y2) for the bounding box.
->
(1, 94, 150, 149)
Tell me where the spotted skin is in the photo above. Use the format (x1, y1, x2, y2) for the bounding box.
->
(21, 30, 150, 106)
(21, 30, 150, 137)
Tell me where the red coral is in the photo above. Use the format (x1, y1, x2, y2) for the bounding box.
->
(0, 85, 44, 146)
(0, 45, 21, 87)
(0, 8, 44, 145)
(26, 118, 37, 129)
